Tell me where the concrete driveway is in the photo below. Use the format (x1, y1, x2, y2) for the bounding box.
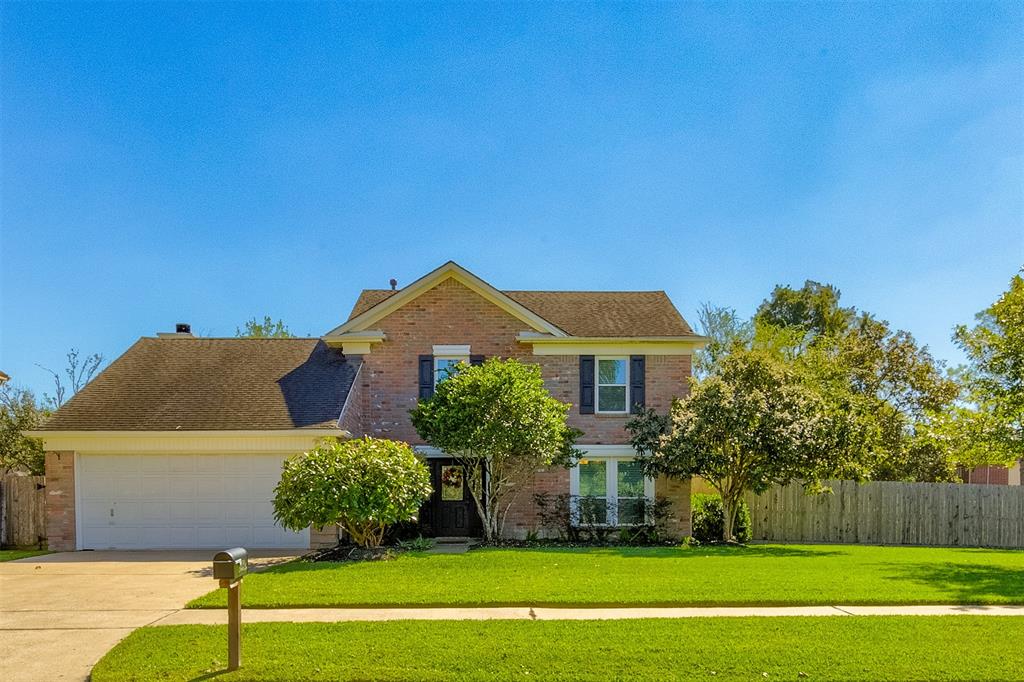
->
(0, 550, 298, 681)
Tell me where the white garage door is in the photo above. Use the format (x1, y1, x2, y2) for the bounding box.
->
(77, 454, 308, 550)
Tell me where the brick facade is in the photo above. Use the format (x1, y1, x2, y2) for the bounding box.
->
(44, 451, 76, 552)
(348, 278, 694, 539)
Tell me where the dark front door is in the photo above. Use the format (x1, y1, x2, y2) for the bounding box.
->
(419, 459, 483, 537)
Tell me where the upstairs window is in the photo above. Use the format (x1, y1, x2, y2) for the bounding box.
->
(434, 356, 467, 386)
(596, 358, 628, 413)
(432, 344, 471, 387)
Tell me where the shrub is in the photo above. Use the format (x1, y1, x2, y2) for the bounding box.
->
(534, 493, 674, 544)
(691, 494, 752, 544)
(273, 437, 432, 548)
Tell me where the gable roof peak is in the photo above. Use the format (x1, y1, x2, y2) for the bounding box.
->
(325, 261, 569, 338)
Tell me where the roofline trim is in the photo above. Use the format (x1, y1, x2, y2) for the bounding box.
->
(27, 429, 349, 454)
(516, 333, 708, 356)
(326, 261, 570, 337)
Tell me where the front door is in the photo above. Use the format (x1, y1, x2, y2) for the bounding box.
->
(420, 459, 483, 537)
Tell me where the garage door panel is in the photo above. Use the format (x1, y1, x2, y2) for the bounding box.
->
(164, 477, 197, 499)
(78, 453, 307, 549)
(223, 502, 253, 522)
(82, 501, 112, 524)
(167, 456, 197, 474)
(140, 502, 170, 521)
(140, 477, 170, 498)
(138, 457, 170, 474)
(195, 455, 226, 474)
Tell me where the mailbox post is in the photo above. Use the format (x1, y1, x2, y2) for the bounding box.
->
(213, 548, 248, 671)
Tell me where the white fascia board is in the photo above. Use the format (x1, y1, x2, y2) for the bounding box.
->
(517, 334, 709, 356)
(326, 261, 568, 337)
(27, 429, 347, 455)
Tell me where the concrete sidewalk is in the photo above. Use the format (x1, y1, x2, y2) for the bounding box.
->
(154, 604, 1024, 625)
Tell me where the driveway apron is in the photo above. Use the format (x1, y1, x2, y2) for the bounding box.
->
(0, 550, 296, 681)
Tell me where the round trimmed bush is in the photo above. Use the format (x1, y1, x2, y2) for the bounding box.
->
(273, 437, 432, 548)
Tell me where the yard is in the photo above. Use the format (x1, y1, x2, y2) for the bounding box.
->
(0, 549, 49, 562)
(188, 544, 1024, 608)
(92, 616, 1024, 681)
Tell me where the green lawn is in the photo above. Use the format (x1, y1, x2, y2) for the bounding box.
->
(0, 549, 50, 562)
(188, 544, 1024, 608)
(92, 617, 1024, 681)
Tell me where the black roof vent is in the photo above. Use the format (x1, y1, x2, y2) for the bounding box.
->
(175, 323, 191, 334)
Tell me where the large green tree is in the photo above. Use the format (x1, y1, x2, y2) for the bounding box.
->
(0, 385, 47, 475)
(950, 272, 1024, 464)
(629, 348, 863, 542)
(754, 283, 958, 481)
(410, 358, 580, 540)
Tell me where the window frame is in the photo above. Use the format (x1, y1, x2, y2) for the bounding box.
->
(595, 356, 629, 414)
(433, 355, 468, 387)
(569, 456, 655, 526)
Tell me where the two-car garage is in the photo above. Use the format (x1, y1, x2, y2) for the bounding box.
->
(76, 453, 309, 550)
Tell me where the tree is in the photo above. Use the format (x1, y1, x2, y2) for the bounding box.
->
(236, 316, 293, 338)
(272, 437, 431, 548)
(37, 348, 104, 409)
(953, 272, 1023, 460)
(628, 349, 862, 542)
(0, 385, 47, 475)
(755, 280, 855, 341)
(693, 303, 753, 379)
(753, 282, 959, 481)
(410, 358, 580, 540)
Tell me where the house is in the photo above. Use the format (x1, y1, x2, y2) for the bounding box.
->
(31, 262, 706, 550)
(959, 462, 1023, 486)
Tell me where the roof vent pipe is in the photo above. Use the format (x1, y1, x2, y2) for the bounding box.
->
(389, 278, 397, 291)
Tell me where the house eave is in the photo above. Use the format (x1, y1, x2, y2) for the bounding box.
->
(516, 333, 708, 356)
(26, 428, 349, 454)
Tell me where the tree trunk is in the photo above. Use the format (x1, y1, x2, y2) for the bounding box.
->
(721, 496, 736, 543)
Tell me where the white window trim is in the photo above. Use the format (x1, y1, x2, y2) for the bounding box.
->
(432, 345, 470, 388)
(595, 356, 629, 414)
(568, 453, 655, 526)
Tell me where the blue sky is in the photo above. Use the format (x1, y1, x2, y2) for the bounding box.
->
(2, 2, 1022, 399)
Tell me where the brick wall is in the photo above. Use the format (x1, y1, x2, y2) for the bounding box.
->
(360, 278, 691, 445)
(44, 451, 76, 551)
(338, 361, 366, 436)
(358, 278, 695, 539)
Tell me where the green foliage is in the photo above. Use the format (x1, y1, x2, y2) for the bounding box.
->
(0, 385, 47, 475)
(236, 316, 293, 338)
(693, 303, 753, 378)
(952, 272, 1023, 464)
(755, 280, 855, 340)
(690, 494, 751, 544)
(397, 536, 435, 552)
(630, 348, 861, 541)
(273, 437, 431, 548)
(533, 493, 674, 544)
(410, 358, 580, 540)
(188, 544, 1024, 610)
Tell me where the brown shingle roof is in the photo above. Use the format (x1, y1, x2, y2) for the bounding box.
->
(349, 289, 695, 337)
(42, 338, 358, 431)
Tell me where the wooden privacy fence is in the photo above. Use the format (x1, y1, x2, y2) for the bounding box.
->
(0, 475, 46, 548)
(746, 479, 1024, 549)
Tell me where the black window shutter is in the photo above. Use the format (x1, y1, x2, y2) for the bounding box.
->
(418, 355, 434, 399)
(630, 355, 646, 414)
(470, 355, 485, 366)
(579, 355, 595, 414)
